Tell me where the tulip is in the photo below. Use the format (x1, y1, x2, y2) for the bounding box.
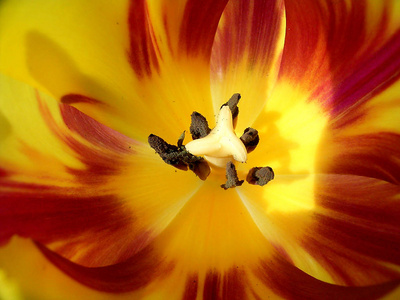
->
(1, 0, 400, 299)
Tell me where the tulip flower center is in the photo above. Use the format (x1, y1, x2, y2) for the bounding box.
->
(148, 94, 274, 189)
(185, 105, 247, 167)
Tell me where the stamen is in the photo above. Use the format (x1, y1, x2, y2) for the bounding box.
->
(148, 93, 274, 189)
(148, 134, 210, 180)
(221, 93, 240, 123)
(246, 167, 274, 186)
(185, 106, 247, 165)
(240, 128, 260, 153)
(190, 112, 211, 140)
(221, 162, 244, 190)
(177, 131, 186, 147)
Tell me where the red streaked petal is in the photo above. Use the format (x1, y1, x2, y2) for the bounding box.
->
(280, 0, 400, 117)
(0, 93, 139, 265)
(254, 254, 400, 300)
(304, 174, 400, 285)
(0, 187, 132, 256)
(11, 181, 268, 296)
(80, 0, 230, 140)
(38, 239, 252, 298)
(317, 132, 400, 184)
(177, 0, 229, 59)
(60, 105, 132, 154)
(2, 237, 399, 299)
(127, 0, 161, 78)
(210, 0, 286, 129)
(106, 0, 231, 140)
(211, 0, 285, 76)
(36, 241, 172, 293)
(238, 172, 400, 287)
(129, 0, 228, 76)
(0, 76, 200, 267)
(0, 237, 132, 299)
(32, 181, 268, 296)
(78, 0, 230, 140)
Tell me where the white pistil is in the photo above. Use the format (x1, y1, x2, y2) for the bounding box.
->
(185, 106, 247, 167)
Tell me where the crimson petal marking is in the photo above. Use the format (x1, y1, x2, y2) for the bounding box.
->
(183, 274, 199, 300)
(281, 0, 400, 116)
(279, 0, 331, 87)
(182, 269, 247, 300)
(0, 95, 148, 266)
(256, 254, 400, 300)
(0, 177, 147, 268)
(204, 269, 247, 300)
(211, 0, 285, 75)
(60, 94, 103, 106)
(38, 243, 249, 296)
(127, 0, 228, 77)
(60, 104, 133, 154)
(0, 186, 130, 246)
(304, 174, 400, 285)
(39, 100, 134, 185)
(36, 241, 172, 293)
(128, 0, 160, 77)
(329, 30, 400, 118)
(317, 132, 400, 185)
(178, 0, 229, 58)
(210, 0, 285, 127)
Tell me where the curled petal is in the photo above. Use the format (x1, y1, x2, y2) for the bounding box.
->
(280, 0, 400, 118)
(254, 253, 400, 300)
(210, 0, 286, 130)
(35, 241, 171, 293)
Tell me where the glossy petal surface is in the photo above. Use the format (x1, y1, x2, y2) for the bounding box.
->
(1, 0, 400, 299)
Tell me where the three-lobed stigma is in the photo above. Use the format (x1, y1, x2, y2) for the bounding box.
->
(185, 105, 247, 167)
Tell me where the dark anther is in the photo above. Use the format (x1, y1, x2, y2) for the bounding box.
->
(246, 167, 274, 186)
(221, 161, 244, 190)
(188, 159, 211, 181)
(240, 127, 259, 153)
(221, 93, 240, 121)
(190, 112, 211, 140)
(148, 134, 210, 180)
(177, 131, 186, 148)
(148, 134, 187, 170)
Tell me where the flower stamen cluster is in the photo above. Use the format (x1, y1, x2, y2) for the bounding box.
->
(149, 94, 274, 188)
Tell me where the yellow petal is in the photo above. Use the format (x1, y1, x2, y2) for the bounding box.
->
(0, 0, 229, 141)
(0, 73, 201, 268)
(0, 0, 134, 132)
(241, 82, 328, 176)
(238, 172, 400, 287)
(238, 174, 335, 284)
(0, 268, 22, 300)
(123, 182, 278, 298)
